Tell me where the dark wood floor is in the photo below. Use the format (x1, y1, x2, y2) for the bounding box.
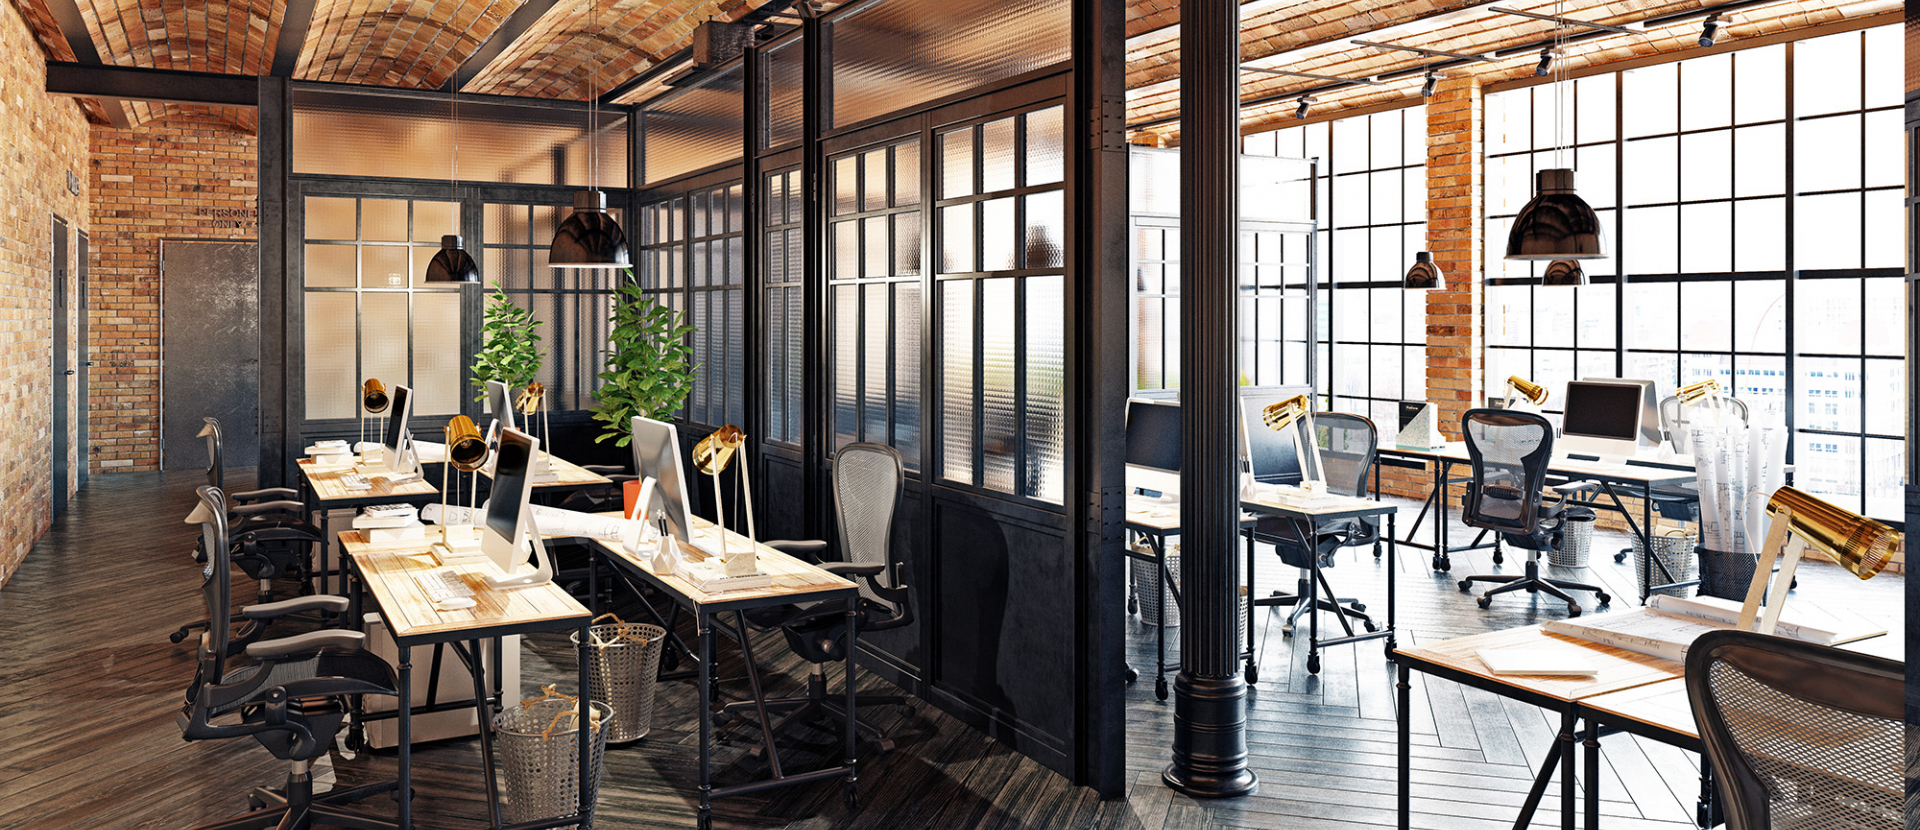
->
(0, 471, 1902, 829)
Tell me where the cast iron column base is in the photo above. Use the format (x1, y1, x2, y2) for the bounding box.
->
(1162, 672, 1258, 797)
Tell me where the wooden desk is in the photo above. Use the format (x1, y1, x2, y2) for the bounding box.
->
(340, 532, 593, 830)
(483, 453, 613, 491)
(298, 458, 443, 596)
(590, 518, 861, 829)
(1240, 491, 1399, 677)
(1118, 502, 1259, 696)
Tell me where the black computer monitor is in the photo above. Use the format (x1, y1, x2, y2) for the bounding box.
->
(1238, 388, 1309, 485)
(481, 427, 553, 588)
(1561, 380, 1644, 459)
(380, 384, 414, 471)
(1125, 399, 1182, 497)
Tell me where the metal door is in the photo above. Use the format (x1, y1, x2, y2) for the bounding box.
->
(51, 217, 69, 515)
(162, 241, 261, 471)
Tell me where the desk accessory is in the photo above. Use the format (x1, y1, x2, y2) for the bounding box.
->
(693, 425, 759, 578)
(1260, 394, 1324, 489)
(1395, 400, 1445, 449)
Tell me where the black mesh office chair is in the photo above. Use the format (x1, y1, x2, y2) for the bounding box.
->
(1250, 412, 1380, 636)
(1455, 409, 1609, 616)
(723, 443, 915, 753)
(1685, 629, 1902, 830)
(181, 486, 400, 830)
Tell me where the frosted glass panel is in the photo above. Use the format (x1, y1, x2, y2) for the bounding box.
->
(895, 283, 922, 466)
(362, 246, 410, 289)
(864, 284, 889, 441)
(834, 155, 859, 215)
(829, 0, 1070, 128)
(413, 293, 461, 415)
(1023, 191, 1064, 269)
(762, 34, 805, 149)
(1025, 106, 1064, 186)
(895, 212, 923, 276)
(981, 197, 1017, 271)
(894, 140, 921, 206)
(304, 293, 357, 419)
(307, 197, 357, 240)
(864, 216, 889, 278)
(981, 278, 1017, 494)
(642, 64, 744, 185)
(940, 128, 974, 199)
(942, 279, 975, 483)
(294, 89, 626, 186)
(361, 293, 410, 407)
(981, 117, 1016, 193)
(413, 201, 457, 243)
(1024, 276, 1064, 502)
(941, 205, 975, 273)
(306, 244, 356, 288)
(834, 285, 859, 449)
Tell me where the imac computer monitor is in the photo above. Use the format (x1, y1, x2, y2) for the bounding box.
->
(1125, 399, 1182, 498)
(380, 384, 415, 471)
(1582, 376, 1662, 448)
(1560, 380, 1645, 462)
(481, 427, 552, 588)
(485, 379, 517, 434)
(630, 416, 695, 545)
(1238, 388, 1311, 485)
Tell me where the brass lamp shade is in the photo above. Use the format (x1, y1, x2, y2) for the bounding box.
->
(1507, 375, 1549, 406)
(445, 415, 489, 471)
(1506, 169, 1606, 261)
(515, 382, 545, 416)
(693, 425, 746, 476)
(1261, 395, 1310, 432)
(1676, 378, 1722, 406)
(549, 190, 630, 269)
(362, 379, 389, 414)
(425, 235, 480, 283)
(1765, 486, 1899, 580)
(1403, 251, 1442, 290)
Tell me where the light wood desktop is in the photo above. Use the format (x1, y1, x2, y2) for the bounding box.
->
(481, 452, 612, 490)
(298, 457, 443, 597)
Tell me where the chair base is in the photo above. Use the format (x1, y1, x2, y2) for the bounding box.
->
(719, 669, 909, 756)
(1251, 570, 1376, 636)
(189, 766, 399, 830)
(1459, 550, 1610, 616)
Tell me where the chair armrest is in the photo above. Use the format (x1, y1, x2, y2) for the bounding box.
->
(242, 595, 349, 620)
(231, 487, 301, 503)
(820, 562, 884, 577)
(230, 500, 308, 517)
(582, 465, 627, 475)
(766, 539, 830, 563)
(245, 630, 366, 661)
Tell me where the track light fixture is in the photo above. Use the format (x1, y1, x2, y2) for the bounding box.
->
(1295, 96, 1314, 120)
(1421, 71, 1440, 98)
(1698, 13, 1721, 47)
(1534, 49, 1557, 77)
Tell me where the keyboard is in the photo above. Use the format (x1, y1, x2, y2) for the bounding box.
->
(413, 568, 474, 604)
(340, 472, 372, 491)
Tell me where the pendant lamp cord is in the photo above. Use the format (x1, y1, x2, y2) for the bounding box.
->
(588, 0, 599, 192)
(1554, 0, 1567, 171)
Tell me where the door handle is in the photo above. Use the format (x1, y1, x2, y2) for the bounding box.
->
(63, 369, 75, 376)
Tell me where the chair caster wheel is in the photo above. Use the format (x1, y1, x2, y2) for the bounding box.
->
(1432, 557, 1450, 572)
(1306, 654, 1321, 675)
(876, 739, 895, 754)
(1615, 549, 1630, 563)
(1458, 580, 1473, 593)
(1351, 602, 1366, 612)
(713, 711, 731, 726)
(1269, 589, 1283, 597)
(1476, 596, 1492, 609)
(1155, 678, 1169, 701)
(1363, 620, 1378, 633)
(1127, 597, 1138, 614)
(1525, 584, 1538, 593)
(1246, 665, 1259, 685)
(698, 813, 713, 830)
(169, 630, 188, 644)
(1595, 592, 1611, 606)
(1567, 604, 1582, 617)
(247, 795, 266, 810)
(1124, 666, 1139, 683)
(1493, 552, 1505, 565)
(844, 783, 859, 811)
(1385, 641, 1398, 660)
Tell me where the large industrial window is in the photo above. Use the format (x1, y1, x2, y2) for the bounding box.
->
(637, 196, 687, 418)
(303, 195, 463, 420)
(764, 167, 805, 445)
(829, 137, 924, 468)
(478, 201, 620, 413)
(684, 183, 747, 428)
(936, 104, 1066, 502)
(1483, 26, 1905, 518)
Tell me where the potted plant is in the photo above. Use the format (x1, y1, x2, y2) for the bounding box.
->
(472, 281, 546, 401)
(592, 275, 697, 446)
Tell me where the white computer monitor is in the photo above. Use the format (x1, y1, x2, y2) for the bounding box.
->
(630, 416, 695, 545)
(1125, 398, 1183, 499)
(481, 427, 552, 589)
(1560, 380, 1645, 463)
(380, 384, 416, 472)
(485, 379, 516, 434)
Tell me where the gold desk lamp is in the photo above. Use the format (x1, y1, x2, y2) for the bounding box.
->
(360, 378, 389, 452)
(692, 425, 758, 575)
(439, 415, 489, 548)
(1675, 377, 1731, 429)
(1737, 486, 1900, 636)
(1261, 394, 1325, 490)
(516, 382, 551, 473)
(1503, 375, 1548, 411)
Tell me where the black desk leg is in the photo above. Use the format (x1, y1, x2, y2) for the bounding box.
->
(1154, 535, 1172, 701)
(578, 620, 593, 829)
(1560, 708, 1577, 830)
(697, 610, 714, 830)
(1517, 734, 1566, 828)
(731, 612, 784, 779)
(1306, 518, 1320, 676)
(396, 644, 412, 830)
(1244, 529, 1257, 685)
(1697, 758, 1716, 828)
(1583, 719, 1600, 830)
(1397, 663, 1410, 830)
(467, 639, 502, 829)
(843, 598, 859, 811)
(1433, 461, 1451, 572)
(1385, 514, 1398, 658)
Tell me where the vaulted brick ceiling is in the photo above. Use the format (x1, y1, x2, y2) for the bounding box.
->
(11, 0, 1900, 134)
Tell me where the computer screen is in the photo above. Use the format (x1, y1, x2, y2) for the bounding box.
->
(486, 428, 533, 544)
(1124, 399, 1182, 474)
(1238, 389, 1308, 485)
(1561, 381, 1644, 441)
(381, 385, 414, 471)
(630, 416, 694, 544)
(486, 380, 516, 433)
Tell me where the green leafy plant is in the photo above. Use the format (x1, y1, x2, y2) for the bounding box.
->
(593, 275, 698, 446)
(472, 282, 546, 400)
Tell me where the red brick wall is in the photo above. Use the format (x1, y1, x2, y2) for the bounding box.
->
(0, 0, 92, 587)
(1424, 77, 1484, 442)
(88, 116, 257, 472)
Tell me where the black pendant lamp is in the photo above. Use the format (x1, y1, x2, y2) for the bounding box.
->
(1505, 168, 1605, 260)
(1404, 251, 1443, 290)
(426, 234, 481, 283)
(550, 0, 630, 270)
(1540, 258, 1588, 287)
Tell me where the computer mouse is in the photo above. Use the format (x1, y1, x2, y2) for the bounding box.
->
(434, 597, 477, 611)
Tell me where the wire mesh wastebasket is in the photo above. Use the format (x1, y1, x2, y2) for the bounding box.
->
(1695, 545, 1757, 601)
(1633, 529, 1700, 599)
(1130, 544, 1180, 628)
(569, 614, 665, 745)
(494, 688, 612, 830)
(1547, 507, 1596, 568)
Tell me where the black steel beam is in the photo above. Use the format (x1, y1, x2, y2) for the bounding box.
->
(271, 0, 319, 77)
(1163, 0, 1257, 799)
(452, 0, 565, 91)
(46, 62, 259, 107)
(598, 0, 801, 107)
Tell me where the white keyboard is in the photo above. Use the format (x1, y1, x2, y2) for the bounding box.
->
(340, 472, 372, 491)
(413, 569, 474, 603)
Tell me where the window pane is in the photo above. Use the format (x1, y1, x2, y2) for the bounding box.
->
(1793, 432, 1861, 514)
(1679, 131, 1731, 201)
(1792, 31, 1861, 117)
(1794, 114, 1861, 192)
(1622, 63, 1677, 138)
(1793, 278, 1860, 355)
(1733, 278, 1786, 353)
(1024, 276, 1065, 502)
(306, 244, 356, 288)
(1732, 124, 1786, 197)
(1733, 197, 1785, 272)
(1864, 359, 1901, 436)
(1733, 45, 1785, 125)
(304, 293, 357, 419)
(981, 278, 1017, 493)
(1625, 280, 1678, 351)
(1679, 202, 1732, 274)
(1792, 193, 1861, 270)
(1679, 53, 1732, 132)
(1623, 206, 1678, 276)
(307, 197, 357, 240)
(1622, 137, 1677, 205)
(1576, 75, 1615, 143)
(1679, 280, 1731, 351)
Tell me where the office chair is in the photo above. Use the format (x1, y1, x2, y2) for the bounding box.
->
(1455, 409, 1610, 616)
(722, 443, 915, 754)
(1250, 412, 1379, 637)
(1686, 629, 1901, 830)
(181, 485, 401, 830)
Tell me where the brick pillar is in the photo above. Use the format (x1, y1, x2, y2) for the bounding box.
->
(1425, 77, 1483, 440)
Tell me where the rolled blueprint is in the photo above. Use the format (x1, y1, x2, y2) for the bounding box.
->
(1690, 429, 1722, 551)
(420, 502, 654, 550)
(1726, 425, 1749, 554)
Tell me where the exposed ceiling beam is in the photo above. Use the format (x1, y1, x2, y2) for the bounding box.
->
(1349, 39, 1496, 63)
(1241, 66, 1383, 85)
(272, 0, 320, 77)
(45, 62, 260, 107)
(41, 0, 102, 64)
(1488, 6, 1638, 35)
(453, 0, 565, 91)
(599, 0, 803, 107)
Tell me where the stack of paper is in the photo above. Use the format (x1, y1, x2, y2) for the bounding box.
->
(1475, 647, 1598, 677)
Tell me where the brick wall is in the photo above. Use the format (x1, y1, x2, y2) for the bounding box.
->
(1423, 77, 1484, 442)
(88, 115, 257, 472)
(0, 0, 91, 587)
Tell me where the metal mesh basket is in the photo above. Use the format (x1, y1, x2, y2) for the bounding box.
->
(568, 615, 666, 745)
(1633, 530, 1700, 599)
(494, 693, 612, 830)
(1130, 545, 1180, 628)
(1547, 509, 1595, 569)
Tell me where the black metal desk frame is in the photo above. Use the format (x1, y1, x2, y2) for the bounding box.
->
(1243, 501, 1398, 676)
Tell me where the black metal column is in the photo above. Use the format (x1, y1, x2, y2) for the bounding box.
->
(1902, 86, 1917, 729)
(257, 76, 292, 488)
(800, 13, 827, 540)
(1163, 0, 1256, 799)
